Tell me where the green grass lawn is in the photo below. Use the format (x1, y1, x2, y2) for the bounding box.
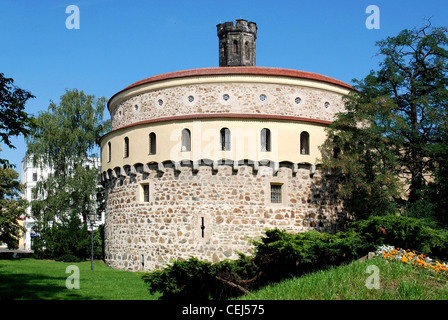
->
(3, 256, 448, 300)
(0, 258, 159, 300)
(237, 257, 448, 300)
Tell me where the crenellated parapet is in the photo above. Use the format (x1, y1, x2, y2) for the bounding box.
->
(217, 19, 257, 67)
(101, 159, 319, 184)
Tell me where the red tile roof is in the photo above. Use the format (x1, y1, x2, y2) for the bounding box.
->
(108, 66, 353, 109)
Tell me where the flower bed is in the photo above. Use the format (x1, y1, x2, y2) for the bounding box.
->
(376, 245, 448, 275)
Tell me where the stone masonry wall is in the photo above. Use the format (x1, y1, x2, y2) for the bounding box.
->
(103, 161, 346, 272)
(111, 82, 345, 131)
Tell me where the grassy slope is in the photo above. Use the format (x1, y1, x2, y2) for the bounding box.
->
(237, 257, 448, 300)
(0, 258, 159, 300)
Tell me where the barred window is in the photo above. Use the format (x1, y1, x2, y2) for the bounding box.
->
(271, 184, 282, 204)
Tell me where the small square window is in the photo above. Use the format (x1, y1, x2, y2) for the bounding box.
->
(270, 184, 282, 204)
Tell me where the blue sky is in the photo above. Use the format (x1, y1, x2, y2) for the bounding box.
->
(1, 0, 448, 175)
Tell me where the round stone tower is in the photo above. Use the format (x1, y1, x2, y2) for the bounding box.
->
(99, 20, 353, 272)
(217, 19, 257, 67)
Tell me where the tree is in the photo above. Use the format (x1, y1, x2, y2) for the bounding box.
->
(0, 167, 27, 249)
(0, 73, 35, 167)
(321, 21, 448, 221)
(26, 88, 110, 260)
(320, 90, 404, 219)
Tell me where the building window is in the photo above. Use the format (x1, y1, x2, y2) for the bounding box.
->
(233, 40, 238, 54)
(245, 41, 250, 59)
(124, 137, 129, 158)
(141, 183, 150, 203)
(271, 183, 282, 204)
(300, 131, 310, 155)
(220, 128, 231, 151)
(181, 129, 191, 152)
(261, 128, 271, 152)
(108, 142, 111, 162)
(32, 172, 38, 181)
(149, 132, 156, 155)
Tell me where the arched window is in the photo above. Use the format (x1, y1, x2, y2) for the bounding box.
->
(181, 129, 191, 152)
(233, 40, 238, 55)
(300, 131, 310, 155)
(149, 132, 156, 155)
(107, 141, 111, 162)
(220, 128, 231, 151)
(124, 137, 129, 158)
(244, 41, 250, 59)
(261, 128, 271, 152)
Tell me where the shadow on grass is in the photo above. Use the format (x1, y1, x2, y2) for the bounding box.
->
(0, 259, 89, 300)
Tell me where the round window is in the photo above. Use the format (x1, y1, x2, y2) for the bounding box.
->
(295, 97, 301, 104)
(158, 99, 163, 106)
(260, 94, 267, 101)
(223, 94, 230, 101)
(188, 95, 194, 102)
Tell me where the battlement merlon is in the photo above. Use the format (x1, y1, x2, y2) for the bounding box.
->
(217, 19, 257, 39)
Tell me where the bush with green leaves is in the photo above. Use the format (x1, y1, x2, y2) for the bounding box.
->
(141, 253, 257, 300)
(349, 215, 448, 261)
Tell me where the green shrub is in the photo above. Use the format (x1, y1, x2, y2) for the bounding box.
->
(250, 228, 368, 284)
(140, 254, 257, 300)
(349, 215, 448, 261)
